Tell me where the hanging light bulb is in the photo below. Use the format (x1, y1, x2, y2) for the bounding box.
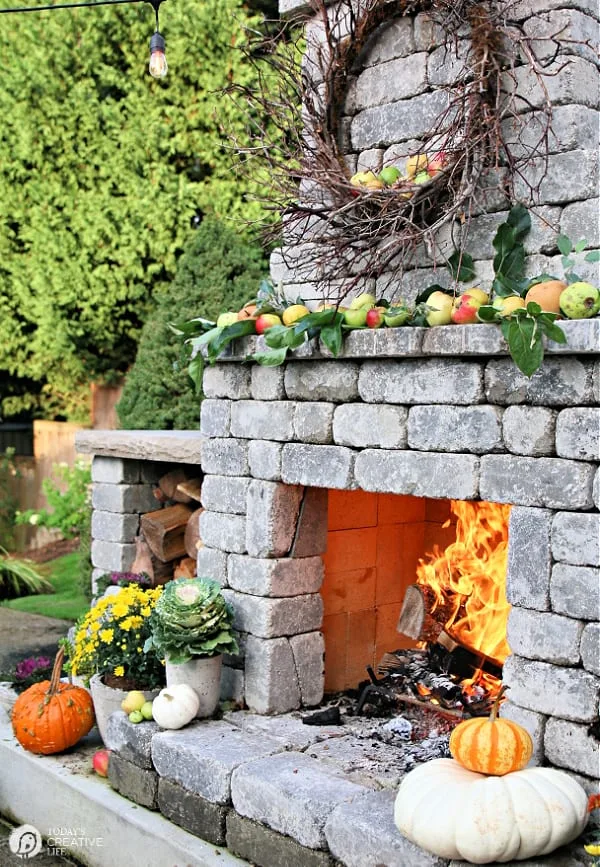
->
(149, 30, 168, 79)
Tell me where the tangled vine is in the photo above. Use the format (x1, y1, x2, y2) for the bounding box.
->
(226, 0, 590, 300)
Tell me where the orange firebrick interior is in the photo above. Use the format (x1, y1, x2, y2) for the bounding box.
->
(322, 489, 457, 693)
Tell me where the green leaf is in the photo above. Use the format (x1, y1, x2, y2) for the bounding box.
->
(187, 355, 204, 394)
(415, 285, 450, 304)
(251, 347, 289, 366)
(476, 304, 499, 322)
(525, 301, 542, 316)
(320, 321, 343, 356)
(506, 204, 531, 243)
(502, 315, 544, 377)
(544, 321, 567, 344)
(585, 250, 600, 263)
(573, 239, 588, 254)
(527, 273, 559, 288)
(557, 234, 573, 256)
(492, 223, 516, 257)
(447, 251, 476, 283)
(264, 325, 293, 349)
(561, 257, 575, 271)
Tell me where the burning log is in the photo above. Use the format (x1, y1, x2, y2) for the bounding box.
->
(141, 504, 194, 562)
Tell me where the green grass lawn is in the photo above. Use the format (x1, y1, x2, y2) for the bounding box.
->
(3, 552, 89, 621)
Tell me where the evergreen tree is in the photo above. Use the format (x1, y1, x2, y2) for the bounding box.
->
(116, 218, 266, 430)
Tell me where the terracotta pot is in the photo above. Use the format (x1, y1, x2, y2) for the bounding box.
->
(165, 656, 222, 719)
(89, 675, 159, 745)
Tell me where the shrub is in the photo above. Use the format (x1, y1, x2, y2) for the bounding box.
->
(0, 548, 53, 600)
(0, 448, 21, 550)
(16, 460, 92, 540)
(117, 218, 267, 430)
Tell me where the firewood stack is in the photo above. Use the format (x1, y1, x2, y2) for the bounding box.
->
(131, 468, 203, 586)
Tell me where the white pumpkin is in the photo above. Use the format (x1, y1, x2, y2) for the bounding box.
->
(394, 758, 588, 864)
(151, 684, 200, 730)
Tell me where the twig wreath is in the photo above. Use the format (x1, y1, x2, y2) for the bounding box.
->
(226, 0, 585, 301)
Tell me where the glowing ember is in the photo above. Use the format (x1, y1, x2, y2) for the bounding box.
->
(416, 501, 511, 666)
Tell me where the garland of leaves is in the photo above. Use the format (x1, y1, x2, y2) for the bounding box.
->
(224, 0, 586, 300)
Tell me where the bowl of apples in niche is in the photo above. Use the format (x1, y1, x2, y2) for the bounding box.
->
(349, 151, 447, 196)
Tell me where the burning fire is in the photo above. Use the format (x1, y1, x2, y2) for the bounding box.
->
(416, 500, 511, 665)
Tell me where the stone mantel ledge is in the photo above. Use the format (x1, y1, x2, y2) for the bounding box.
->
(75, 430, 203, 464)
(215, 320, 600, 363)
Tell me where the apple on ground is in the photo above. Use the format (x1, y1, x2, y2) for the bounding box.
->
(282, 304, 310, 326)
(92, 749, 110, 777)
(349, 293, 376, 310)
(366, 307, 386, 328)
(216, 312, 239, 327)
(343, 307, 369, 328)
(425, 291, 454, 326)
(255, 314, 282, 334)
(492, 295, 526, 317)
(451, 289, 489, 324)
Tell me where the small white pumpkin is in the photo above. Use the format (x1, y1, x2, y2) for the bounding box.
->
(394, 758, 588, 864)
(151, 684, 200, 730)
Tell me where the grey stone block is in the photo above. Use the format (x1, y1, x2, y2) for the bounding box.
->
(290, 487, 328, 558)
(220, 666, 245, 704)
(92, 483, 157, 514)
(351, 90, 449, 150)
(199, 511, 247, 554)
(545, 717, 600, 778)
(427, 40, 469, 86)
(105, 711, 160, 770)
(284, 361, 360, 402)
(523, 8, 599, 64)
(561, 197, 600, 249)
(499, 701, 545, 765)
(108, 753, 158, 810)
(480, 455, 595, 508)
(326, 788, 446, 867)
(330, 327, 424, 358)
(231, 400, 295, 442)
(507, 607, 583, 665)
(91, 540, 136, 573)
(552, 512, 600, 566)
(151, 720, 283, 804)
(226, 812, 335, 867)
(227, 555, 324, 597)
(413, 11, 443, 50)
(200, 475, 249, 515)
(503, 654, 599, 722)
(203, 365, 252, 399)
(361, 16, 415, 64)
(515, 149, 599, 205)
(580, 623, 600, 675)
(91, 511, 139, 543)
(408, 405, 503, 453)
(595, 469, 600, 509)
(289, 632, 325, 707)
(359, 359, 484, 405)
(551, 563, 600, 620)
(485, 358, 594, 405)
(354, 53, 427, 111)
(421, 324, 508, 356)
(246, 480, 304, 559)
(293, 402, 334, 444)
(355, 449, 479, 500)
(356, 149, 384, 173)
(222, 590, 323, 639)
(556, 408, 600, 461)
(92, 456, 139, 484)
(333, 404, 408, 449)
(306, 735, 407, 790)
(224, 710, 343, 750)
(502, 406, 557, 456)
(506, 507, 552, 610)
(281, 444, 355, 489)
(248, 440, 283, 481)
(231, 751, 369, 849)
(196, 545, 229, 586)
(244, 636, 301, 714)
(201, 438, 249, 477)
(199, 399, 231, 437)
(251, 365, 285, 401)
(157, 778, 228, 846)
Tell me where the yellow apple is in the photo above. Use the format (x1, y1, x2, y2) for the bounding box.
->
(426, 291, 454, 326)
(406, 154, 428, 179)
(121, 690, 146, 714)
(282, 304, 310, 326)
(493, 295, 526, 316)
(349, 293, 377, 310)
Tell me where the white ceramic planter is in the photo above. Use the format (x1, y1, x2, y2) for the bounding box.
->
(165, 656, 222, 719)
(89, 675, 159, 745)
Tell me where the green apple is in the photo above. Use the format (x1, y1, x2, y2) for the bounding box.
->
(216, 312, 239, 327)
(349, 293, 377, 310)
(559, 282, 600, 319)
(128, 710, 144, 724)
(343, 307, 368, 327)
(413, 171, 430, 185)
(140, 700, 154, 720)
(426, 291, 454, 326)
(379, 166, 402, 186)
(384, 308, 410, 327)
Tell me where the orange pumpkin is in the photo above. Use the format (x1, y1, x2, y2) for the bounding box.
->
(449, 686, 533, 776)
(11, 648, 95, 755)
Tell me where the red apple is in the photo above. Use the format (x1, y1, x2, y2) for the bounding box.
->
(255, 314, 282, 334)
(92, 749, 110, 777)
(451, 293, 483, 324)
(366, 307, 385, 328)
(427, 151, 448, 178)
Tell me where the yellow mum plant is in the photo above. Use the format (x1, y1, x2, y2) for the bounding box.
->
(69, 584, 164, 690)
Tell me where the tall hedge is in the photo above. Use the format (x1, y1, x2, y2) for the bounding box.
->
(0, 0, 274, 422)
(116, 218, 266, 430)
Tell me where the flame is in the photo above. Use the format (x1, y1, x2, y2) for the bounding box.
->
(416, 501, 511, 665)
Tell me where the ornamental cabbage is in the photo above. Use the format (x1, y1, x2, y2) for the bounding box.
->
(145, 577, 238, 664)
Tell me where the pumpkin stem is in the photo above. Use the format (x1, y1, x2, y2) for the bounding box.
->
(490, 684, 508, 722)
(48, 647, 65, 696)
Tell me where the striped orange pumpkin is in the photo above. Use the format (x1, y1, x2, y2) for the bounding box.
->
(449, 686, 533, 776)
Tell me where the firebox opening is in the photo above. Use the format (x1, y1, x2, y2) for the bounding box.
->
(322, 490, 511, 715)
